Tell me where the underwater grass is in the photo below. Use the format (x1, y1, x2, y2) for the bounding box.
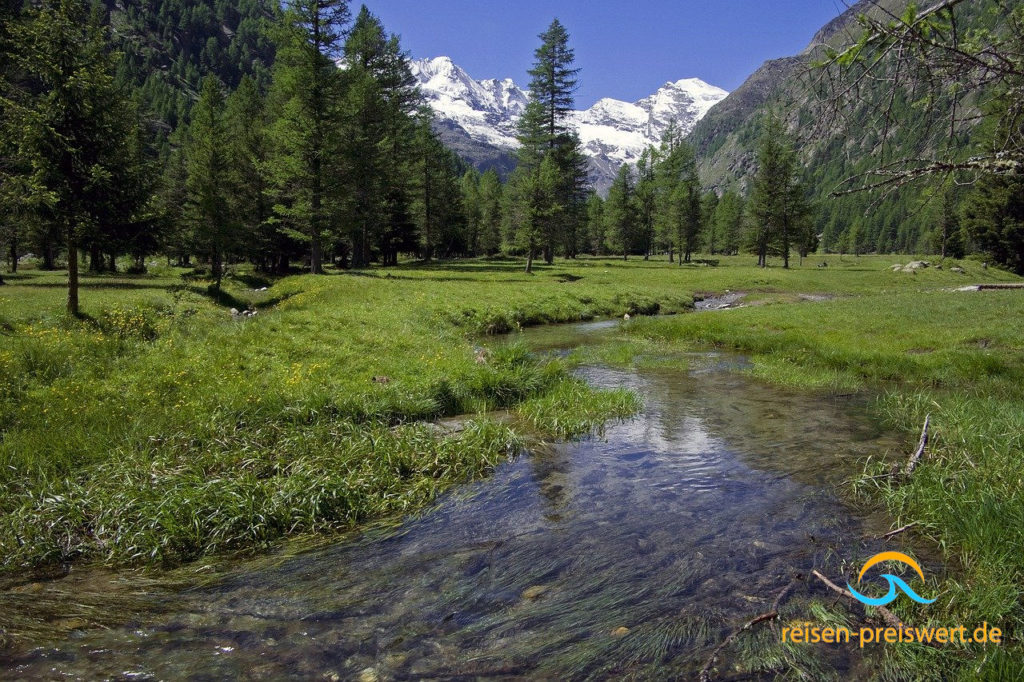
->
(625, 284, 1024, 679)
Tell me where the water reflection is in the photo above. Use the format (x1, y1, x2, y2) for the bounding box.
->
(2, 324, 907, 680)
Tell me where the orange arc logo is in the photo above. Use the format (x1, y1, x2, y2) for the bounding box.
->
(857, 551, 926, 584)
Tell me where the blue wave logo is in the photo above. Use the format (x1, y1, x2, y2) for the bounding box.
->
(846, 551, 936, 606)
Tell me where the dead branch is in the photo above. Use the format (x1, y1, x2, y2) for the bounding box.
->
(903, 414, 930, 476)
(771, 575, 803, 613)
(698, 578, 802, 681)
(811, 569, 905, 631)
(877, 521, 919, 541)
(698, 611, 779, 682)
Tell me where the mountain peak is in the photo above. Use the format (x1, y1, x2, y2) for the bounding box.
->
(412, 56, 728, 193)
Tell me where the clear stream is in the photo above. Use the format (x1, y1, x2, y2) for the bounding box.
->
(2, 320, 918, 680)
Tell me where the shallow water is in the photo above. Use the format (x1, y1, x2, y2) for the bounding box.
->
(2, 320, 913, 680)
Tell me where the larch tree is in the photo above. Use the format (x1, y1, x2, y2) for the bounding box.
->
(477, 169, 504, 256)
(225, 75, 276, 272)
(585, 192, 605, 256)
(635, 148, 657, 259)
(605, 163, 636, 260)
(266, 0, 350, 274)
(653, 123, 701, 264)
(714, 191, 745, 256)
(2, 0, 149, 315)
(185, 75, 236, 291)
(515, 18, 587, 269)
(460, 169, 482, 256)
(342, 6, 420, 267)
(748, 116, 809, 268)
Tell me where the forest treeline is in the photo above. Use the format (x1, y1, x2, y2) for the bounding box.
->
(0, 0, 1021, 311)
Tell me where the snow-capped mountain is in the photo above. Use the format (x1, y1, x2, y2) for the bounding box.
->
(410, 56, 728, 193)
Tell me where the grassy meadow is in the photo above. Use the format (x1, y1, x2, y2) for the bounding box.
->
(2, 253, 1023, 676)
(617, 263, 1024, 679)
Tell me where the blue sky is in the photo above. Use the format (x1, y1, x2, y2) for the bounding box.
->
(358, 1, 852, 106)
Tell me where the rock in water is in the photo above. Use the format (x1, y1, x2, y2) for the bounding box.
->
(521, 585, 549, 600)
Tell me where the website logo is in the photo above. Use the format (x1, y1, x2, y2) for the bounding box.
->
(846, 551, 936, 606)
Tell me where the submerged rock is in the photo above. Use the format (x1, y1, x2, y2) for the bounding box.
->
(521, 585, 549, 600)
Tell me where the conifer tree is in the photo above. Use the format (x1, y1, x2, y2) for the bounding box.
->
(605, 164, 636, 260)
(342, 6, 420, 267)
(185, 75, 235, 290)
(225, 75, 276, 270)
(585, 192, 605, 256)
(266, 0, 350, 274)
(961, 174, 1024, 274)
(528, 19, 578, 146)
(701, 192, 719, 254)
(714, 191, 745, 256)
(747, 116, 809, 268)
(652, 123, 701, 264)
(514, 18, 587, 269)
(635, 148, 657, 259)
(3, 0, 150, 314)
(460, 169, 482, 256)
(477, 169, 504, 256)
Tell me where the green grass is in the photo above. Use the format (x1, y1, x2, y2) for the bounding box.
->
(622, 271, 1024, 679)
(1, 254, 1022, 679)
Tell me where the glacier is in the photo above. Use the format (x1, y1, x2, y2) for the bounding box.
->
(409, 56, 728, 193)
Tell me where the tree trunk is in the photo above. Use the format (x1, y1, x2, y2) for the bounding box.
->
(212, 249, 223, 290)
(89, 244, 103, 273)
(669, 248, 674, 264)
(525, 247, 534, 273)
(10, 239, 17, 273)
(311, 230, 323, 273)
(67, 238, 79, 316)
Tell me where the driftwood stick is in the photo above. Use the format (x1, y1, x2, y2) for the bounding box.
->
(699, 578, 800, 681)
(771, 575, 802, 613)
(903, 414, 930, 476)
(878, 522, 918, 541)
(811, 570, 904, 631)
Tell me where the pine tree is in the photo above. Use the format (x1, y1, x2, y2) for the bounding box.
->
(460, 169, 482, 256)
(961, 174, 1024, 274)
(747, 116, 809, 268)
(635, 148, 657, 259)
(342, 6, 420, 267)
(514, 18, 586, 269)
(715, 191, 745, 256)
(266, 0, 350, 274)
(477, 169, 504, 256)
(585, 192, 605, 256)
(224, 75, 280, 272)
(3, 0, 151, 314)
(605, 163, 636, 260)
(185, 75, 235, 290)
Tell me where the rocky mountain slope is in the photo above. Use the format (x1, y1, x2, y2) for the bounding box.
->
(410, 56, 727, 192)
